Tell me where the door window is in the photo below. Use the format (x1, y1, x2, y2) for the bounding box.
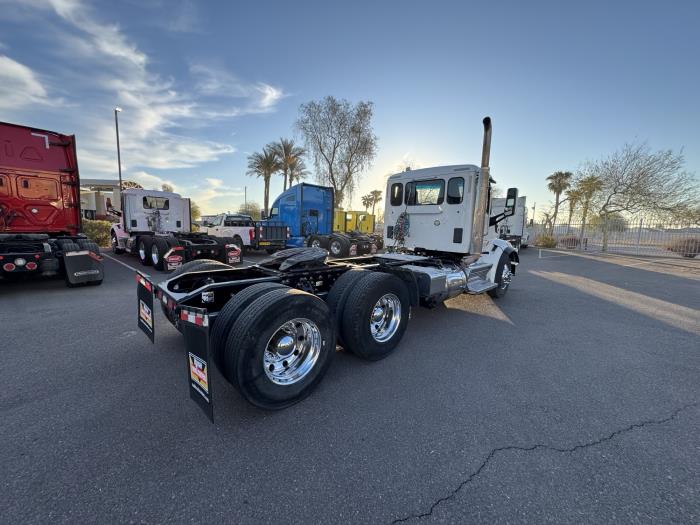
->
(447, 177, 465, 204)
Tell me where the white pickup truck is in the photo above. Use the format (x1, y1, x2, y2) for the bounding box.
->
(200, 213, 255, 250)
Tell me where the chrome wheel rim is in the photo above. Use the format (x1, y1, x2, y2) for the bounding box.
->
(500, 264, 512, 289)
(264, 318, 322, 385)
(112, 235, 118, 251)
(330, 241, 341, 255)
(370, 293, 402, 342)
(151, 244, 160, 265)
(311, 239, 321, 248)
(138, 242, 146, 260)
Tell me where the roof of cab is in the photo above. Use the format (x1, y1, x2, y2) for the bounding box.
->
(386, 164, 479, 181)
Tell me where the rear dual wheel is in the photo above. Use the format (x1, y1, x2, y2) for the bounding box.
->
(220, 287, 335, 410)
(338, 272, 410, 361)
(137, 237, 152, 266)
(150, 237, 174, 271)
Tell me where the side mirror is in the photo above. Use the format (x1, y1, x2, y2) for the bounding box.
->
(504, 188, 518, 216)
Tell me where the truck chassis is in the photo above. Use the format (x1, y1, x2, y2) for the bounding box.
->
(143, 242, 517, 411)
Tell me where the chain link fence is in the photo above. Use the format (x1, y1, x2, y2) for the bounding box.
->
(530, 216, 700, 258)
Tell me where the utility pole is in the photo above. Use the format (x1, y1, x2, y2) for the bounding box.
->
(114, 107, 123, 189)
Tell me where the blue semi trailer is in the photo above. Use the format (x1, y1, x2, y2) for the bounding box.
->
(266, 183, 376, 257)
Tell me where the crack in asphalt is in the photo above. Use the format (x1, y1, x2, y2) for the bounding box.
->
(390, 402, 699, 524)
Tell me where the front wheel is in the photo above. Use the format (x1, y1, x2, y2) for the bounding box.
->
(111, 233, 125, 254)
(488, 252, 514, 298)
(224, 288, 335, 410)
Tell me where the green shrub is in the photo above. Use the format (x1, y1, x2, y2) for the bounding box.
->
(558, 235, 580, 249)
(82, 219, 112, 247)
(666, 237, 700, 258)
(534, 235, 557, 248)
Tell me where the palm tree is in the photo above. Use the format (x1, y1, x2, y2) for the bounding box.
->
(247, 145, 281, 216)
(546, 171, 573, 232)
(361, 194, 373, 211)
(369, 189, 383, 216)
(272, 138, 305, 191)
(287, 156, 308, 186)
(564, 188, 582, 233)
(576, 175, 603, 247)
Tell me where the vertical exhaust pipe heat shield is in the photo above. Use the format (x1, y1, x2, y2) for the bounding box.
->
(470, 117, 492, 255)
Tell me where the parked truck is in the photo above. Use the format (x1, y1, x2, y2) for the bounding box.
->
(137, 116, 520, 412)
(334, 210, 384, 249)
(111, 189, 241, 271)
(0, 121, 104, 286)
(200, 213, 288, 253)
(265, 183, 377, 257)
(484, 195, 529, 250)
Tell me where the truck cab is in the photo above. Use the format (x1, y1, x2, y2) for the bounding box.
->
(268, 183, 334, 247)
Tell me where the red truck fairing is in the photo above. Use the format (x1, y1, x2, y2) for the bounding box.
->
(0, 121, 82, 236)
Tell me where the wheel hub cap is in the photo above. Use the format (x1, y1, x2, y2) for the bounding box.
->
(151, 244, 159, 265)
(370, 293, 401, 343)
(264, 318, 322, 385)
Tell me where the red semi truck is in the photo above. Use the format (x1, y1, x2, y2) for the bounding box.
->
(0, 121, 104, 286)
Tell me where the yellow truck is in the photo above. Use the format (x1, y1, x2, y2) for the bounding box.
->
(334, 210, 383, 247)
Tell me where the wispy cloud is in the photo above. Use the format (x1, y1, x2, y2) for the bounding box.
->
(0, 55, 53, 110)
(0, 0, 284, 180)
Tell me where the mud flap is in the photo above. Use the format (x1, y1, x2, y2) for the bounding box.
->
(179, 306, 214, 423)
(136, 271, 155, 343)
(63, 251, 104, 285)
(224, 243, 241, 265)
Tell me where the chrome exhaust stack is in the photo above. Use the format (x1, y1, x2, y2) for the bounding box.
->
(469, 117, 492, 255)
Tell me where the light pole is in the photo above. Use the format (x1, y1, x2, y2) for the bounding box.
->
(114, 107, 123, 190)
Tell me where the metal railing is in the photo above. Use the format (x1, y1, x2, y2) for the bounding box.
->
(530, 217, 700, 258)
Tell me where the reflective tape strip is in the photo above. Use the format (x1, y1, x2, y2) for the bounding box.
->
(179, 309, 209, 327)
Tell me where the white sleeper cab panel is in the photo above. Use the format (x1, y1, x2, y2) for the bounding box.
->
(384, 165, 482, 254)
(122, 189, 191, 233)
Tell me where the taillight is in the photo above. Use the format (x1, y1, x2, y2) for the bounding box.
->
(26, 262, 38, 270)
(3, 263, 16, 272)
(259, 226, 264, 240)
(287, 226, 290, 239)
(349, 245, 357, 256)
(249, 228, 254, 242)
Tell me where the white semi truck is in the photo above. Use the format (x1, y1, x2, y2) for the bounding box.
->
(111, 189, 241, 271)
(484, 196, 529, 250)
(137, 117, 520, 411)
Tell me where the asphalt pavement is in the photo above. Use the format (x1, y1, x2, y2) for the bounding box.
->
(1, 248, 699, 523)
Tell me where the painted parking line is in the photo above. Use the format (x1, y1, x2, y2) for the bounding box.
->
(102, 252, 141, 273)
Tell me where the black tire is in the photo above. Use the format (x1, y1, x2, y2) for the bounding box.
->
(326, 269, 369, 347)
(56, 240, 80, 253)
(341, 272, 410, 361)
(224, 288, 335, 410)
(137, 236, 152, 266)
(328, 236, 350, 258)
(488, 252, 514, 298)
(111, 232, 125, 254)
(150, 237, 170, 271)
(211, 282, 288, 379)
(265, 248, 276, 254)
(307, 235, 323, 249)
(168, 258, 229, 279)
(76, 238, 101, 255)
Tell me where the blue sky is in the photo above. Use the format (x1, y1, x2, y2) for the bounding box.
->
(1, 0, 698, 214)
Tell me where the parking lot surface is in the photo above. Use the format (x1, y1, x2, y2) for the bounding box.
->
(2, 249, 699, 523)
